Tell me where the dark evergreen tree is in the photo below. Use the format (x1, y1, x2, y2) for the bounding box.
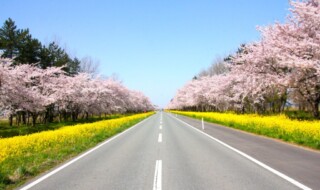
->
(15, 33, 42, 64)
(0, 18, 42, 65)
(1, 18, 82, 75)
(0, 18, 20, 58)
(39, 42, 71, 69)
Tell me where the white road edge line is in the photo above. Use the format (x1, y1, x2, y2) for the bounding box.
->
(168, 113, 312, 190)
(158, 133, 162, 142)
(19, 115, 154, 190)
(153, 160, 162, 190)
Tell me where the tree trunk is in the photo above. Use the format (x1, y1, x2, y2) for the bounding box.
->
(16, 112, 20, 126)
(280, 98, 286, 113)
(27, 112, 30, 125)
(9, 114, 13, 126)
(48, 105, 54, 123)
(31, 113, 38, 127)
(63, 111, 68, 122)
(241, 106, 245, 114)
(312, 101, 319, 119)
(43, 111, 48, 124)
(58, 113, 61, 122)
(57, 106, 61, 122)
(71, 112, 75, 122)
(22, 111, 26, 125)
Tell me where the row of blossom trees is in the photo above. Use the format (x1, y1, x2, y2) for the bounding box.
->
(167, 0, 320, 118)
(0, 58, 154, 126)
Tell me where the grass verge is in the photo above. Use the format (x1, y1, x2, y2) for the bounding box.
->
(169, 110, 320, 150)
(0, 112, 154, 190)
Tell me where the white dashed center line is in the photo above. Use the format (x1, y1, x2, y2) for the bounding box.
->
(153, 160, 162, 190)
(158, 133, 162, 142)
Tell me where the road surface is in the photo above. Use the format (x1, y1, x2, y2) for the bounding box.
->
(20, 112, 319, 190)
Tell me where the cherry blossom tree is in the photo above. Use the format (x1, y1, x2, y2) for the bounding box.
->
(241, 0, 320, 117)
(0, 58, 154, 126)
(168, 0, 320, 118)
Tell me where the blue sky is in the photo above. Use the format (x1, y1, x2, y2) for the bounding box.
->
(1, 0, 289, 108)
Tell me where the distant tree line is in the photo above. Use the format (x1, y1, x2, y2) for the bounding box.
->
(0, 18, 154, 126)
(168, 0, 320, 118)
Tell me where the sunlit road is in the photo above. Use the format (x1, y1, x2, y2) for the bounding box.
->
(20, 112, 319, 190)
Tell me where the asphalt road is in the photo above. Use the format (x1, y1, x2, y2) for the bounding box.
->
(20, 112, 318, 190)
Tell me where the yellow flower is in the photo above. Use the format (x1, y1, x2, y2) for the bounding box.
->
(171, 111, 320, 147)
(0, 112, 153, 163)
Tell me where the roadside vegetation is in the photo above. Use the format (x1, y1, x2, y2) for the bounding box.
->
(170, 110, 320, 150)
(167, 1, 320, 119)
(0, 114, 125, 138)
(167, 1, 319, 150)
(0, 112, 153, 190)
(0, 16, 155, 190)
(0, 18, 154, 129)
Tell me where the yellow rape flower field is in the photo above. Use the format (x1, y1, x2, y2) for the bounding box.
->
(170, 111, 320, 150)
(0, 112, 153, 189)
